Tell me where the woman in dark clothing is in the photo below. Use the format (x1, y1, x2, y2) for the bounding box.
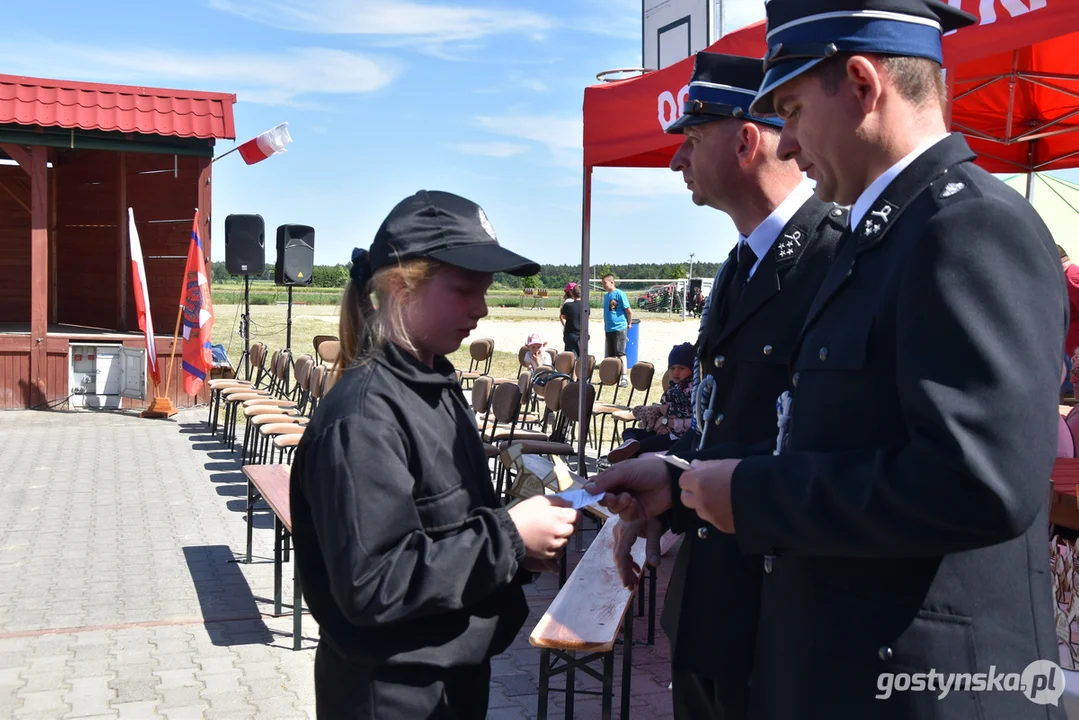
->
(289, 190, 580, 719)
(560, 283, 583, 355)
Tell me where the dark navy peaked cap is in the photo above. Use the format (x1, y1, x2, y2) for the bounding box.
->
(750, 0, 977, 116)
(666, 52, 784, 134)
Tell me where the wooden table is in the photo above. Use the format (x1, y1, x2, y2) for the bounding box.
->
(242, 463, 303, 650)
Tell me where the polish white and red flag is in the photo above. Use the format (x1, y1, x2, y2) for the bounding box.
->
(127, 208, 160, 386)
(237, 122, 293, 165)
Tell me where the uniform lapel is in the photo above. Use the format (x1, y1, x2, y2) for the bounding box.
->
(798, 134, 978, 334)
(716, 197, 829, 343)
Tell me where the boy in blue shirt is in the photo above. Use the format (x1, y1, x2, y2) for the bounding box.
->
(602, 273, 632, 387)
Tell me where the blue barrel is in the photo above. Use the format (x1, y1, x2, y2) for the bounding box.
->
(625, 318, 641, 368)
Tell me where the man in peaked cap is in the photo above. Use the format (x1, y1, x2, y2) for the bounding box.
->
(594, 1, 1068, 718)
(600, 51, 847, 720)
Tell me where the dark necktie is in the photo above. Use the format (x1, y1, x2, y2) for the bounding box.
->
(718, 243, 758, 327)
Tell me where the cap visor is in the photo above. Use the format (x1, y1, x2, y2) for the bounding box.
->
(665, 112, 721, 135)
(750, 58, 824, 117)
(429, 244, 540, 277)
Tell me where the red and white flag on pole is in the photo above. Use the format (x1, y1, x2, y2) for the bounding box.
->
(237, 122, 293, 165)
(127, 208, 160, 386)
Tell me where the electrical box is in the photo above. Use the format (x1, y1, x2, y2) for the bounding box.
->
(69, 345, 147, 408)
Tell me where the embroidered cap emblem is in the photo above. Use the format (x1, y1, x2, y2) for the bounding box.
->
(939, 182, 966, 199)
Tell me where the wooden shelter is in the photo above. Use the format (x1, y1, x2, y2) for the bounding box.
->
(0, 74, 236, 410)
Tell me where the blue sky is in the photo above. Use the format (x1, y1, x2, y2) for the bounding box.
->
(2, 0, 1074, 269)
(2, 0, 776, 269)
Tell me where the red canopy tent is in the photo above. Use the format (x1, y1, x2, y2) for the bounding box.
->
(573, 2, 1079, 464)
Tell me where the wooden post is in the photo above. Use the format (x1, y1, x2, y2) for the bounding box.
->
(118, 152, 128, 331)
(29, 146, 48, 407)
(49, 158, 58, 325)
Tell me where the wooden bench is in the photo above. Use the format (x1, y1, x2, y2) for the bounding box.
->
(242, 463, 304, 650)
(504, 448, 679, 718)
(531, 517, 682, 720)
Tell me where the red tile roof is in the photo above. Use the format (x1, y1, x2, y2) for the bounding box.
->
(0, 74, 237, 140)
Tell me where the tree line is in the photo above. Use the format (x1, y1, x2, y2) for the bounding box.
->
(495, 262, 723, 291)
(211, 261, 722, 290)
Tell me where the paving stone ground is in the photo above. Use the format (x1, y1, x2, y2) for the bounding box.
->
(0, 407, 679, 719)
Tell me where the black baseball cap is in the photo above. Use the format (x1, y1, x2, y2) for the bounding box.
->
(369, 190, 540, 276)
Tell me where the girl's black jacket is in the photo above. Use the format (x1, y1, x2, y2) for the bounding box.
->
(289, 342, 530, 666)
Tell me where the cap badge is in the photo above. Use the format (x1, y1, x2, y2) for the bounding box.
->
(478, 208, 497, 240)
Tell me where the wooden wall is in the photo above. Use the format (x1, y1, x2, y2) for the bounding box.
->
(0, 334, 211, 410)
(0, 164, 31, 323)
(54, 149, 207, 334)
(0, 336, 69, 409)
(0, 145, 214, 409)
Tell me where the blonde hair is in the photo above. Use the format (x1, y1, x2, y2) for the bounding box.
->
(334, 257, 442, 376)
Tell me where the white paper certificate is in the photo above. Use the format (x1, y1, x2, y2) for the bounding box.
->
(553, 488, 606, 510)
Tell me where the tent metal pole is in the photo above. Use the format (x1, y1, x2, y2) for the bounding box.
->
(579, 165, 593, 475)
(1026, 141, 1038, 200)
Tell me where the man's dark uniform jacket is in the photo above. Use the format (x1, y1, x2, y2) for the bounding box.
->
(705, 134, 1067, 720)
(662, 194, 847, 707)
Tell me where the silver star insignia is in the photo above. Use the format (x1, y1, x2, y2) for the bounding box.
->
(865, 221, 881, 236)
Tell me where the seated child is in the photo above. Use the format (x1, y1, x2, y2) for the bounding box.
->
(524, 333, 549, 372)
(607, 342, 695, 463)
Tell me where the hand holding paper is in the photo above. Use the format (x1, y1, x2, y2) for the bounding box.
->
(553, 488, 606, 510)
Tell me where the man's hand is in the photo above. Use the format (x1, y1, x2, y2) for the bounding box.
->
(679, 459, 740, 532)
(612, 518, 663, 589)
(585, 455, 673, 521)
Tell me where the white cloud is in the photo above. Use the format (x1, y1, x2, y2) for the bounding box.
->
(593, 167, 691, 197)
(0, 42, 399, 106)
(449, 142, 530, 158)
(474, 114, 583, 168)
(209, 0, 553, 42)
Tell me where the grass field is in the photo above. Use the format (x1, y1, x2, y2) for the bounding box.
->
(215, 303, 671, 453)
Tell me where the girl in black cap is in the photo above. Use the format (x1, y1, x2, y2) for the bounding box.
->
(289, 190, 580, 719)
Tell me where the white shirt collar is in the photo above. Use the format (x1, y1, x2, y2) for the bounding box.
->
(738, 179, 815, 278)
(850, 134, 950, 231)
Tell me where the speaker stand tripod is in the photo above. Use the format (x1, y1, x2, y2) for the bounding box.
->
(285, 286, 293, 352)
(236, 275, 251, 381)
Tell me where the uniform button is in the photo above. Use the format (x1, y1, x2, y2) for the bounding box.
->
(831, 208, 843, 217)
(714, 414, 724, 426)
(697, 527, 709, 540)
(878, 646, 893, 661)
(819, 347, 828, 361)
(791, 372, 800, 388)
(714, 355, 725, 368)
(763, 345, 773, 356)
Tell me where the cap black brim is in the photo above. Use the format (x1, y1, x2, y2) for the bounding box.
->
(750, 57, 824, 117)
(429, 244, 540, 277)
(665, 112, 722, 134)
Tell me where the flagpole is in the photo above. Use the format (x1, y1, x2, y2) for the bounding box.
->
(142, 306, 181, 419)
(163, 303, 184, 399)
(211, 146, 241, 164)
